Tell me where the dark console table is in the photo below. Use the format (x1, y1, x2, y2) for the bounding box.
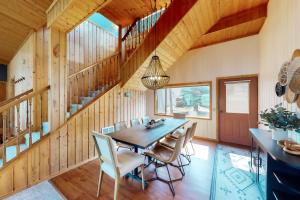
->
(250, 128, 300, 200)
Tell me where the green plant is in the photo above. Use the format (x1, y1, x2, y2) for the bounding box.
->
(260, 103, 300, 131)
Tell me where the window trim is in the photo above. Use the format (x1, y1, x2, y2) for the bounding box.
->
(154, 81, 212, 120)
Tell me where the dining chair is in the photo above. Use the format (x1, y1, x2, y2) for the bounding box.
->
(102, 126, 115, 134)
(114, 121, 127, 131)
(160, 126, 193, 167)
(130, 118, 141, 127)
(145, 130, 186, 196)
(114, 121, 134, 151)
(92, 132, 145, 200)
(142, 116, 150, 125)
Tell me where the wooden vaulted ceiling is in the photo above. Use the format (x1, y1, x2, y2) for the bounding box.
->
(99, 0, 171, 26)
(191, 0, 268, 49)
(0, 0, 54, 64)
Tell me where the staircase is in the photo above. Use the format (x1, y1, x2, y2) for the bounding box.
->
(67, 52, 121, 118)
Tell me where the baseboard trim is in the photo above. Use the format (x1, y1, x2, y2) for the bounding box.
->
(193, 136, 218, 142)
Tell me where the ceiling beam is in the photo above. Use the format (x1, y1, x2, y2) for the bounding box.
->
(206, 4, 267, 34)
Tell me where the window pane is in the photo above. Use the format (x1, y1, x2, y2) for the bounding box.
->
(155, 84, 211, 119)
(155, 89, 166, 114)
(225, 81, 249, 114)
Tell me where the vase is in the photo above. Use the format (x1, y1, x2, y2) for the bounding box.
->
(271, 128, 288, 141)
(288, 130, 300, 144)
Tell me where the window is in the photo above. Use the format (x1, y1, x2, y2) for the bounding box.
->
(155, 82, 212, 119)
(225, 81, 250, 114)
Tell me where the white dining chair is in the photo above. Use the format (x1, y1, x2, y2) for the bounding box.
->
(92, 131, 145, 200)
(130, 118, 141, 127)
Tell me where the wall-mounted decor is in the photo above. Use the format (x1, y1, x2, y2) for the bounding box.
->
(275, 82, 286, 97)
(289, 57, 300, 94)
(278, 49, 300, 107)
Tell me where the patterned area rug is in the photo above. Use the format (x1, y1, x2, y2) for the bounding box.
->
(210, 145, 264, 200)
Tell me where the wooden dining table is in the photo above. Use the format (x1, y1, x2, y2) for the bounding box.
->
(108, 118, 189, 182)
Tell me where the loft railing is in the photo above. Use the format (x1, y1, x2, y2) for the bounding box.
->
(67, 52, 121, 116)
(0, 86, 50, 168)
(122, 4, 170, 61)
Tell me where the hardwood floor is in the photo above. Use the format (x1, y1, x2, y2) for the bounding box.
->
(51, 139, 216, 200)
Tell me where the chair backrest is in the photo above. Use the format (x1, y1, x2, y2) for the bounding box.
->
(92, 132, 118, 174)
(130, 118, 141, 127)
(183, 127, 192, 148)
(173, 113, 186, 119)
(142, 116, 150, 125)
(190, 122, 197, 139)
(168, 129, 186, 163)
(101, 126, 115, 134)
(114, 121, 127, 131)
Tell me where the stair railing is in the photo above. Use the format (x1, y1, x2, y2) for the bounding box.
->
(122, 3, 170, 61)
(67, 52, 121, 116)
(0, 85, 50, 168)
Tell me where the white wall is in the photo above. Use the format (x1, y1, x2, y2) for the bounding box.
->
(259, 0, 300, 115)
(146, 35, 260, 140)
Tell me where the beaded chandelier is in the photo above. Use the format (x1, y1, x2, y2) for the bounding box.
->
(141, 0, 170, 90)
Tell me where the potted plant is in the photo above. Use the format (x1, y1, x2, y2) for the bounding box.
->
(259, 104, 300, 141)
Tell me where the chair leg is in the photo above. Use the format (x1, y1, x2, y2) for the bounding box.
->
(141, 165, 145, 191)
(97, 169, 103, 197)
(165, 165, 176, 196)
(114, 179, 119, 200)
(190, 141, 195, 155)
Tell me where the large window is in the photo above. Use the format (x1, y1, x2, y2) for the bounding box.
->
(155, 82, 212, 119)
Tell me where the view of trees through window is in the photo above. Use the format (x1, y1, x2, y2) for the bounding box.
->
(155, 83, 211, 119)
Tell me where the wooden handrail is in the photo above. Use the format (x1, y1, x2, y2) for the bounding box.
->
(67, 52, 120, 79)
(122, 18, 140, 41)
(0, 89, 33, 107)
(0, 86, 50, 113)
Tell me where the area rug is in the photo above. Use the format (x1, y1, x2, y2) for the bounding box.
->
(210, 145, 264, 200)
(5, 181, 65, 200)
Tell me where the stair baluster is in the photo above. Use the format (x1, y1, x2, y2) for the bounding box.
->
(2, 111, 7, 166)
(29, 98, 32, 146)
(16, 104, 20, 155)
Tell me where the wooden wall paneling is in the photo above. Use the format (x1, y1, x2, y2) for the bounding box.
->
(109, 90, 114, 125)
(67, 118, 76, 167)
(39, 137, 50, 179)
(99, 95, 105, 132)
(59, 125, 68, 171)
(88, 105, 95, 158)
(0, 167, 13, 196)
(82, 109, 89, 160)
(94, 100, 100, 133)
(27, 145, 40, 185)
(13, 156, 28, 191)
(59, 31, 67, 124)
(75, 114, 83, 164)
(104, 93, 109, 126)
(50, 130, 60, 174)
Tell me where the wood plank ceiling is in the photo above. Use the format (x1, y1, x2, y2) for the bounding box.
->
(0, 0, 53, 64)
(99, 0, 171, 26)
(191, 0, 268, 49)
